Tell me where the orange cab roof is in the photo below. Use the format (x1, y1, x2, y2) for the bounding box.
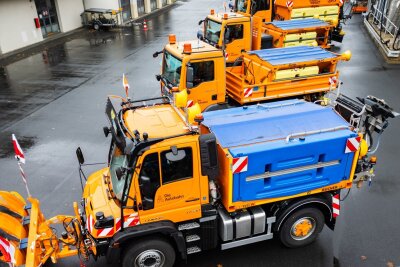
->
(124, 105, 189, 139)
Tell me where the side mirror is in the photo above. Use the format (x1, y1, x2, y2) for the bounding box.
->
(103, 126, 111, 137)
(224, 26, 230, 44)
(153, 50, 163, 58)
(186, 65, 194, 89)
(155, 74, 161, 81)
(198, 19, 204, 26)
(76, 147, 85, 165)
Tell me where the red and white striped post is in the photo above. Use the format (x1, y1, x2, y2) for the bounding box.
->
(12, 134, 31, 198)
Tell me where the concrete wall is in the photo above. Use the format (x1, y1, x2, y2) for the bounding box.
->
(55, 0, 85, 32)
(0, 0, 43, 54)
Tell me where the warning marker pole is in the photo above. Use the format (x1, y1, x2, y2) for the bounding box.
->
(143, 19, 148, 31)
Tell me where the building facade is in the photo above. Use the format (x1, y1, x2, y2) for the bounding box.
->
(0, 0, 175, 55)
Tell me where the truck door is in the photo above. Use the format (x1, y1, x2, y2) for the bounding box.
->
(135, 143, 202, 223)
(186, 60, 219, 110)
(222, 23, 248, 64)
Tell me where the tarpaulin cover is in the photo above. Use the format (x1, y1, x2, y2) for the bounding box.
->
(202, 100, 357, 201)
(247, 46, 338, 66)
(268, 18, 329, 30)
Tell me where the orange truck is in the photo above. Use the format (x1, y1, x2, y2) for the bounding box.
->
(198, 0, 346, 64)
(234, 0, 344, 25)
(198, 11, 336, 64)
(154, 36, 351, 111)
(1, 91, 397, 267)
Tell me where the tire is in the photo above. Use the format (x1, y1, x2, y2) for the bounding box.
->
(93, 23, 100, 31)
(122, 237, 176, 267)
(279, 207, 325, 248)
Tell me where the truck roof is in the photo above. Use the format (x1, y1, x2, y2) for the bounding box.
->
(247, 46, 339, 66)
(207, 12, 250, 23)
(124, 105, 189, 138)
(267, 18, 331, 30)
(166, 40, 219, 57)
(202, 99, 352, 151)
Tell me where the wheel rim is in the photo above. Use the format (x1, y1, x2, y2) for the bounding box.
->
(134, 249, 165, 267)
(290, 217, 316, 241)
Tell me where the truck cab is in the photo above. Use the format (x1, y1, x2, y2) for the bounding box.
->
(83, 97, 210, 241)
(200, 11, 251, 64)
(158, 36, 226, 111)
(235, 0, 273, 22)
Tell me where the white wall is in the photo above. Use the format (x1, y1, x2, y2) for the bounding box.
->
(0, 0, 43, 54)
(84, 0, 120, 10)
(56, 0, 84, 32)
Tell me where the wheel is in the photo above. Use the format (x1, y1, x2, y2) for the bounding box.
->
(279, 207, 325, 248)
(122, 237, 176, 267)
(93, 23, 100, 30)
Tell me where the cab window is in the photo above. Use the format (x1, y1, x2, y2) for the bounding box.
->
(190, 61, 214, 87)
(161, 147, 193, 184)
(224, 24, 244, 44)
(139, 153, 160, 210)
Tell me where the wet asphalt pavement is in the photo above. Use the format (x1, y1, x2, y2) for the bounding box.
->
(1, 1, 400, 266)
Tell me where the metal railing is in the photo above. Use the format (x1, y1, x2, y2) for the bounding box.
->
(369, 6, 399, 39)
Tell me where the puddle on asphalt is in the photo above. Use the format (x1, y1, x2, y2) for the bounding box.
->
(0, 133, 36, 159)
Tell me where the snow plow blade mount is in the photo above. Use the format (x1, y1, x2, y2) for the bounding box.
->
(0, 191, 87, 267)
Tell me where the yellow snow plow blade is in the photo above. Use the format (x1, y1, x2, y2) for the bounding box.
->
(0, 191, 85, 267)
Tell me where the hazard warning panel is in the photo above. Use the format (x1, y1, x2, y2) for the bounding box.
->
(345, 136, 361, 153)
(232, 156, 248, 174)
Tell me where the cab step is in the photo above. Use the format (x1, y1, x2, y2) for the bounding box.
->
(187, 246, 201, 255)
(178, 222, 200, 231)
(186, 234, 200, 243)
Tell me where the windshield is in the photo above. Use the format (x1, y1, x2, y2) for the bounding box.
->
(109, 145, 129, 200)
(162, 50, 182, 86)
(205, 19, 222, 45)
(236, 0, 247, 12)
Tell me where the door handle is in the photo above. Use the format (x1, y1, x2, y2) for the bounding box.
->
(185, 198, 200, 203)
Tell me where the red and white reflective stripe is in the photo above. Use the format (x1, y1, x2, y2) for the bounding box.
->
(115, 217, 122, 232)
(86, 214, 95, 234)
(329, 76, 338, 86)
(124, 213, 140, 228)
(0, 236, 15, 265)
(345, 136, 361, 153)
(12, 134, 25, 164)
(286, 1, 293, 8)
(332, 194, 340, 218)
(97, 226, 114, 237)
(186, 100, 194, 108)
(225, 52, 229, 60)
(232, 156, 248, 174)
(244, 87, 253, 98)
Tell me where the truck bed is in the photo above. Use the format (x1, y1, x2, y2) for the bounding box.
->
(202, 100, 357, 211)
(225, 46, 342, 105)
(263, 19, 332, 48)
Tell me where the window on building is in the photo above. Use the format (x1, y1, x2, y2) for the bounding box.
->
(150, 0, 157, 11)
(190, 61, 215, 87)
(137, 0, 145, 15)
(224, 24, 244, 44)
(161, 147, 193, 184)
